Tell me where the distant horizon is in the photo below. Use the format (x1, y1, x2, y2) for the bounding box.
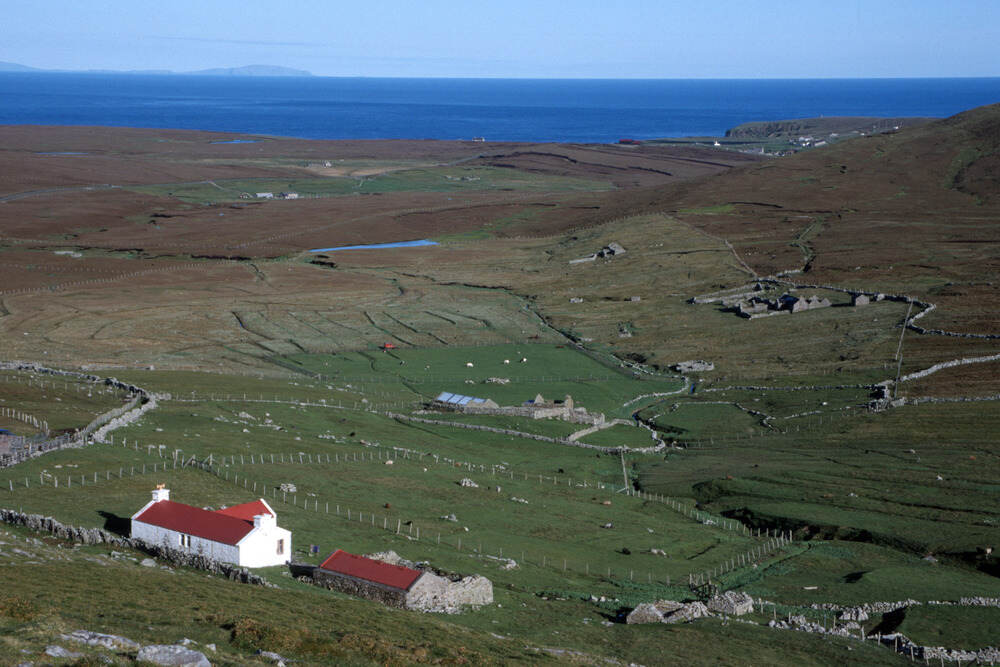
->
(3, 62, 1000, 82)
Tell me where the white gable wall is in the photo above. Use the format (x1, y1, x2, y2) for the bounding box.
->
(130, 519, 241, 564)
(236, 523, 292, 568)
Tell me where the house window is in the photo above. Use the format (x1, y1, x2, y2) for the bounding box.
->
(179, 534, 191, 548)
(276, 539, 284, 555)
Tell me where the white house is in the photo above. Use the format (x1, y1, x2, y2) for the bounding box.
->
(131, 486, 291, 568)
(255, 192, 274, 199)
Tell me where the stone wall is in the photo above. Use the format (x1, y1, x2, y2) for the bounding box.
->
(386, 412, 664, 454)
(0, 361, 158, 468)
(406, 572, 493, 613)
(312, 568, 409, 608)
(0, 508, 271, 586)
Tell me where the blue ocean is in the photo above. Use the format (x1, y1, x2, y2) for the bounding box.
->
(1, 73, 998, 143)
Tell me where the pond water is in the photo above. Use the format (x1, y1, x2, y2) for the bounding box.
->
(309, 239, 438, 252)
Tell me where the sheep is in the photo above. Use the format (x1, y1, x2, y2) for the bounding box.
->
(466, 362, 474, 368)
(520, 357, 527, 363)
(503, 359, 510, 364)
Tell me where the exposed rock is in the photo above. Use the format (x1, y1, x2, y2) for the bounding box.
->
(459, 478, 479, 488)
(279, 483, 297, 493)
(257, 649, 289, 665)
(61, 629, 140, 650)
(141, 558, 157, 567)
(45, 645, 83, 659)
(440, 513, 458, 522)
(136, 644, 212, 666)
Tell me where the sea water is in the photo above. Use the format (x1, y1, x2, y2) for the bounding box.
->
(1, 73, 998, 143)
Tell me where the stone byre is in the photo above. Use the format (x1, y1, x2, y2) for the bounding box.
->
(707, 591, 754, 616)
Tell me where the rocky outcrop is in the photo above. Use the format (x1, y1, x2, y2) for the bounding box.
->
(61, 629, 140, 651)
(137, 644, 212, 666)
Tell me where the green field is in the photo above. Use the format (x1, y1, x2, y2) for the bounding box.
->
(129, 166, 613, 203)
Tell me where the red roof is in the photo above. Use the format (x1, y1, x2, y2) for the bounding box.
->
(318, 549, 423, 591)
(134, 500, 259, 546)
(214, 499, 273, 521)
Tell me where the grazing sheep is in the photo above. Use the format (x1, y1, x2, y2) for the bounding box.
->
(520, 357, 527, 363)
(503, 359, 510, 364)
(466, 362, 474, 368)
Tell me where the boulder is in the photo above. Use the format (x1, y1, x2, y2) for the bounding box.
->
(257, 649, 289, 665)
(45, 645, 83, 659)
(136, 644, 212, 667)
(459, 478, 479, 488)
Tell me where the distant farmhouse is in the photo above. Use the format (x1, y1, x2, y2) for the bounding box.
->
(278, 192, 299, 199)
(432, 392, 605, 425)
(734, 292, 832, 319)
(131, 486, 291, 567)
(569, 241, 626, 264)
(255, 192, 274, 199)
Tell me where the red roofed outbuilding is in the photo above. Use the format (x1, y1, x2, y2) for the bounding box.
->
(314, 549, 436, 608)
(131, 486, 291, 568)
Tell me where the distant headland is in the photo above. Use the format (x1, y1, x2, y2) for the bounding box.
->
(0, 61, 312, 77)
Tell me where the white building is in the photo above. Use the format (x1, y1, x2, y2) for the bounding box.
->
(131, 486, 291, 568)
(256, 192, 274, 199)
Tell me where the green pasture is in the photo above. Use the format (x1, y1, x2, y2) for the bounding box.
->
(896, 605, 1000, 650)
(730, 541, 1000, 607)
(638, 402, 1000, 557)
(0, 518, 905, 667)
(129, 167, 613, 204)
(0, 371, 131, 435)
(287, 343, 685, 418)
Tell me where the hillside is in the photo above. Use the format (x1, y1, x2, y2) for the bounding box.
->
(0, 108, 997, 665)
(724, 116, 934, 139)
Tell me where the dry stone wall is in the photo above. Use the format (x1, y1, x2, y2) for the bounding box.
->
(0, 508, 271, 586)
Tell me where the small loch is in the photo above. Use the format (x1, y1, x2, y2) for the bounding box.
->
(309, 240, 439, 253)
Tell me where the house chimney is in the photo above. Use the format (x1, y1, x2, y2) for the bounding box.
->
(151, 484, 170, 502)
(253, 513, 275, 529)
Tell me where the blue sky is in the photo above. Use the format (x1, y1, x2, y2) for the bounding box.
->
(3, 0, 998, 78)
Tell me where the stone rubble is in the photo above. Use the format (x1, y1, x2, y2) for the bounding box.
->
(626, 600, 711, 624)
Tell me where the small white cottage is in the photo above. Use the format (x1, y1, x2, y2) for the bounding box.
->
(131, 486, 291, 568)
